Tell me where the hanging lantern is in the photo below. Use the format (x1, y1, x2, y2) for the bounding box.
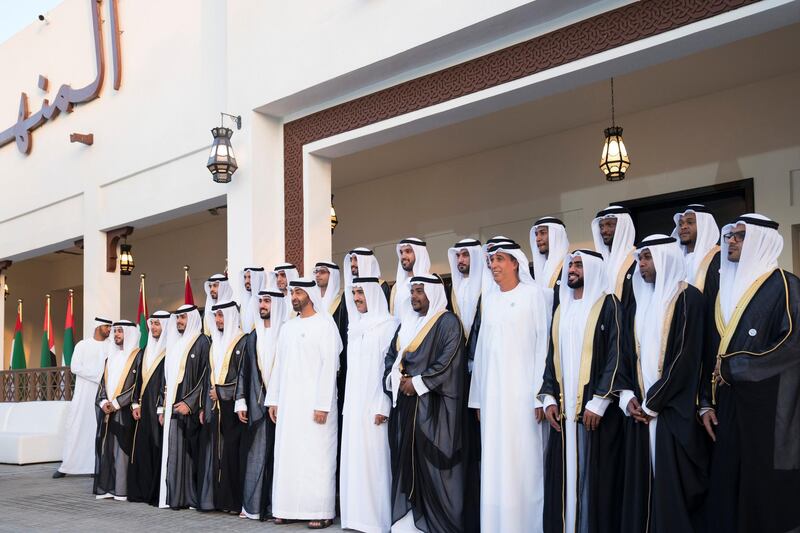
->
(207, 113, 241, 184)
(599, 78, 630, 182)
(330, 194, 339, 234)
(119, 243, 135, 275)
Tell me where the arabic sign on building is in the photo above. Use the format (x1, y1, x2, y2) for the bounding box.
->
(0, 0, 122, 155)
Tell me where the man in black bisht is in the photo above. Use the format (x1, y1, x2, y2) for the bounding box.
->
(198, 300, 247, 513)
(234, 290, 286, 520)
(539, 250, 625, 533)
(700, 214, 800, 533)
(128, 311, 170, 505)
(94, 321, 142, 501)
(157, 304, 209, 509)
(384, 274, 466, 533)
(618, 235, 707, 533)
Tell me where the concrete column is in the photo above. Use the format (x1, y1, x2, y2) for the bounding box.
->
(83, 188, 120, 332)
(302, 151, 333, 275)
(226, 112, 285, 300)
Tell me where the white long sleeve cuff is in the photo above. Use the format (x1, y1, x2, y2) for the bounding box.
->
(234, 399, 247, 413)
(698, 407, 714, 417)
(619, 390, 635, 417)
(112, 399, 121, 411)
(641, 401, 658, 418)
(156, 406, 164, 415)
(411, 375, 430, 396)
(99, 399, 109, 409)
(131, 403, 140, 410)
(541, 394, 558, 410)
(585, 396, 612, 417)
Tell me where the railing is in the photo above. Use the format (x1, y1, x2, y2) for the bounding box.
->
(0, 367, 74, 402)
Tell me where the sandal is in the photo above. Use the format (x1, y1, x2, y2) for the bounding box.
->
(308, 519, 333, 529)
(274, 518, 296, 525)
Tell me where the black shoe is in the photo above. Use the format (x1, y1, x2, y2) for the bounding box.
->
(52, 471, 66, 479)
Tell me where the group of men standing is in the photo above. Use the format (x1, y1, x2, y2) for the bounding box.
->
(53, 204, 799, 533)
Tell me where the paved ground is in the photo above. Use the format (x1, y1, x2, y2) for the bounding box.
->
(0, 462, 344, 532)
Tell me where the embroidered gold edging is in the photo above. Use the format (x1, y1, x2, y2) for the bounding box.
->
(108, 348, 140, 401)
(647, 287, 687, 405)
(389, 283, 397, 315)
(328, 291, 343, 315)
(395, 311, 448, 373)
(139, 350, 166, 402)
(548, 259, 564, 289)
(572, 296, 606, 418)
(693, 246, 720, 293)
(210, 332, 245, 386)
(614, 252, 635, 300)
(716, 269, 783, 357)
(171, 333, 201, 405)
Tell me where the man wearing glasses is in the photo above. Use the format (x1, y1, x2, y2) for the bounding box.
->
(700, 214, 800, 533)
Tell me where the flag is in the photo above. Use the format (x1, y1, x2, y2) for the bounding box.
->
(137, 275, 148, 349)
(63, 289, 75, 366)
(10, 300, 26, 370)
(40, 295, 57, 367)
(184, 266, 195, 305)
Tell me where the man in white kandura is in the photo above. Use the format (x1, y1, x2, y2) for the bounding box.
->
(53, 317, 112, 478)
(267, 278, 342, 530)
(340, 277, 398, 533)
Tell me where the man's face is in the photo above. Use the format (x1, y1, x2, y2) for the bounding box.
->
(490, 252, 519, 285)
(410, 284, 430, 315)
(244, 271, 251, 292)
(291, 288, 310, 312)
(259, 296, 272, 320)
(353, 287, 368, 314)
(210, 281, 219, 300)
(726, 223, 746, 263)
(314, 267, 330, 289)
(677, 213, 698, 246)
(113, 327, 124, 346)
(214, 310, 225, 332)
(456, 249, 471, 275)
(535, 226, 550, 254)
(98, 325, 111, 339)
(599, 217, 618, 247)
(176, 313, 188, 333)
(150, 319, 162, 339)
(399, 245, 416, 273)
(276, 271, 287, 290)
(567, 256, 584, 289)
(350, 255, 359, 276)
(638, 249, 657, 284)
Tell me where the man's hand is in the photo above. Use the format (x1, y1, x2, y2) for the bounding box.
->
(399, 376, 417, 397)
(544, 405, 561, 432)
(583, 409, 602, 431)
(534, 407, 544, 423)
(701, 410, 718, 442)
(199, 410, 205, 425)
(475, 409, 480, 422)
(158, 414, 164, 426)
(237, 410, 248, 424)
(313, 410, 329, 424)
(268, 406, 278, 424)
(627, 397, 651, 424)
(173, 402, 190, 416)
(132, 407, 141, 420)
(374, 414, 388, 426)
(101, 402, 114, 414)
(209, 386, 218, 402)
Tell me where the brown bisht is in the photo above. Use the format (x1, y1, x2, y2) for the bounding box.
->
(705, 269, 800, 533)
(539, 294, 625, 533)
(159, 333, 209, 509)
(94, 347, 142, 498)
(383, 310, 466, 533)
(127, 347, 166, 505)
(619, 284, 708, 533)
(197, 328, 247, 513)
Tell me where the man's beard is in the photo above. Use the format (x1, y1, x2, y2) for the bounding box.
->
(260, 310, 271, 319)
(457, 264, 470, 274)
(177, 326, 185, 334)
(680, 235, 694, 246)
(602, 236, 614, 246)
(567, 277, 584, 289)
(216, 325, 224, 332)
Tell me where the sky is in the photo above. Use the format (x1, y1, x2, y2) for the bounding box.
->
(0, 0, 64, 44)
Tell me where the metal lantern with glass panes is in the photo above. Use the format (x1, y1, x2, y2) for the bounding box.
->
(207, 126, 238, 183)
(119, 243, 135, 275)
(330, 195, 338, 234)
(599, 78, 630, 181)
